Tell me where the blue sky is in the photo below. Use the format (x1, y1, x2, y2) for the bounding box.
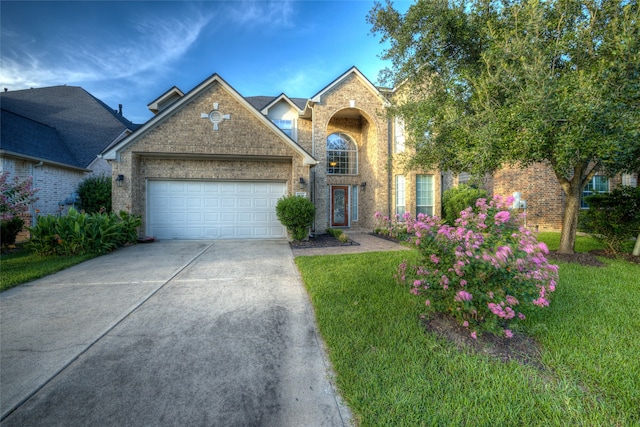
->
(1, 1, 411, 124)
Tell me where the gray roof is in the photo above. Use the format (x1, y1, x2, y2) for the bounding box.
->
(245, 95, 308, 112)
(0, 86, 138, 169)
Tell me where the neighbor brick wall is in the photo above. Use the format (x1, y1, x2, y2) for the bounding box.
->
(491, 162, 565, 230)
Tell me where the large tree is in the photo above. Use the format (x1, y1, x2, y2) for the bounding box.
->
(369, 0, 640, 254)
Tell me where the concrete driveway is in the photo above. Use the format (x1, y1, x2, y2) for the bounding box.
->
(0, 240, 351, 426)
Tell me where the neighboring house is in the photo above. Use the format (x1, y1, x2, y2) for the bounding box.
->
(101, 67, 443, 239)
(1, 86, 138, 223)
(487, 164, 637, 230)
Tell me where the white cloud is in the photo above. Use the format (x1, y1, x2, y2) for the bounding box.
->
(227, 0, 295, 28)
(0, 9, 212, 90)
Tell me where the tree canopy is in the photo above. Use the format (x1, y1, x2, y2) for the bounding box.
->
(369, 0, 640, 253)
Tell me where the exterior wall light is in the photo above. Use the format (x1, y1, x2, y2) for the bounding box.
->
(299, 177, 306, 189)
(116, 174, 125, 187)
(360, 182, 367, 191)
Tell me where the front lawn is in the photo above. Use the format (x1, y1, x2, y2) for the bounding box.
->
(295, 234, 640, 426)
(0, 246, 96, 292)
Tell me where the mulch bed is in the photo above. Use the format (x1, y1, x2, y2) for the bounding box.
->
(423, 312, 544, 369)
(289, 233, 360, 249)
(547, 249, 640, 266)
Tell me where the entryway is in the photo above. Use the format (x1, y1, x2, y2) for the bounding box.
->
(330, 185, 349, 227)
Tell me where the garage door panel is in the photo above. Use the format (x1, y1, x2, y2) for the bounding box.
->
(148, 180, 286, 239)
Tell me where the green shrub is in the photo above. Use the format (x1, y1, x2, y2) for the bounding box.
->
(28, 207, 141, 256)
(579, 185, 640, 254)
(326, 228, 349, 243)
(77, 175, 112, 213)
(0, 216, 24, 246)
(275, 195, 315, 241)
(441, 184, 488, 225)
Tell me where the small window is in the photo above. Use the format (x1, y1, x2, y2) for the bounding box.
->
(395, 175, 406, 218)
(622, 173, 638, 187)
(416, 174, 434, 216)
(351, 185, 359, 222)
(394, 117, 405, 153)
(581, 176, 609, 208)
(327, 133, 358, 175)
(272, 119, 293, 138)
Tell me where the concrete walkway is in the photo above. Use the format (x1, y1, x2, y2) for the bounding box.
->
(0, 240, 351, 426)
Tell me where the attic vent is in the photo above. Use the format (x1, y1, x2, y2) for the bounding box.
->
(200, 102, 231, 131)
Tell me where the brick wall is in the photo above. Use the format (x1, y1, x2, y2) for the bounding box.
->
(112, 80, 308, 234)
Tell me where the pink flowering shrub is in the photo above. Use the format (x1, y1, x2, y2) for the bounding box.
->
(381, 195, 559, 338)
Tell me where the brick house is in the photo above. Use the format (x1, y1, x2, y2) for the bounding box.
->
(101, 67, 443, 239)
(1, 86, 137, 224)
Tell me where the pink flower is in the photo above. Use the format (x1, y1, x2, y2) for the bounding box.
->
(430, 254, 440, 264)
(506, 295, 519, 306)
(425, 299, 431, 306)
(494, 210, 510, 224)
(504, 329, 513, 338)
(471, 331, 477, 340)
(460, 280, 467, 286)
(455, 291, 473, 302)
(463, 321, 469, 328)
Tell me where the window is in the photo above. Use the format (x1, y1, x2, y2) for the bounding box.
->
(416, 174, 434, 216)
(326, 133, 357, 175)
(622, 173, 638, 187)
(581, 176, 609, 208)
(351, 185, 359, 222)
(395, 175, 406, 217)
(394, 117, 405, 153)
(272, 119, 293, 138)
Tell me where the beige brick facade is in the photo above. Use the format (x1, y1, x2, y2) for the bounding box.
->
(105, 68, 501, 238)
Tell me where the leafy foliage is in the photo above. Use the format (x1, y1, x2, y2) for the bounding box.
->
(1, 172, 39, 246)
(441, 184, 488, 225)
(579, 186, 640, 254)
(275, 195, 315, 241)
(368, 0, 640, 253)
(326, 228, 349, 243)
(28, 207, 141, 256)
(0, 216, 24, 246)
(77, 175, 112, 213)
(380, 195, 558, 337)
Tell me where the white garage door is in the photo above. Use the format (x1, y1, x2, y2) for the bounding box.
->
(147, 180, 287, 239)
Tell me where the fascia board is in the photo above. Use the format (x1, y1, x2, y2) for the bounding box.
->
(311, 66, 391, 107)
(260, 93, 304, 115)
(0, 150, 91, 172)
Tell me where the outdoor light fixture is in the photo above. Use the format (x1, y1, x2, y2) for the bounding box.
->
(116, 174, 124, 187)
(299, 177, 306, 189)
(329, 161, 338, 167)
(360, 182, 367, 190)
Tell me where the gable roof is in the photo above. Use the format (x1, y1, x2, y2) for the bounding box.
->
(0, 108, 83, 169)
(309, 66, 390, 106)
(0, 86, 137, 169)
(101, 74, 317, 166)
(245, 95, 307, 113)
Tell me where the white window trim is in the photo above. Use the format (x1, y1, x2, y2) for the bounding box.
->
(395, 175, 406, 218)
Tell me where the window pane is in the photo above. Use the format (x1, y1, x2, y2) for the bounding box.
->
(394, 117, 405, 153)
(396, 175, 405, 218)
(581, 176, 609, 208)
(327, 133, 357, 175)
(416, 174, 433, 216)
(351, 185, 358, 222)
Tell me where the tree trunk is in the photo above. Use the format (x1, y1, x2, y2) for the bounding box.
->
(559, 182, 582, 254)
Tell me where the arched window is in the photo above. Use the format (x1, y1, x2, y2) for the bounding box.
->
(326, 132, 357, 175)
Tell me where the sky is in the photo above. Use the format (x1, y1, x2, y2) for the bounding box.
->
(1, 0, 411, 124)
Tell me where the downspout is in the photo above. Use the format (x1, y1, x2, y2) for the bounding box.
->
(32, 161, 44, 226)
(387, 118, 393, 219)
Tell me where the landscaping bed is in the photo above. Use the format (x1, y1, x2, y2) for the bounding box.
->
(289, 233, 359, 249)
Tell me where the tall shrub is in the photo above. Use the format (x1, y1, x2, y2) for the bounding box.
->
(28, 207, 141, 256)
(441, 184, 488, 225)
(580, 186, 640, 254)
(77, 175, 112, 213)
(275, 195, 315, 241)
(0, 172, 39, 246)
(380, 195, 558, 338)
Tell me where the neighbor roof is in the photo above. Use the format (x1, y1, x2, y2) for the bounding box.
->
(0, 86, 138, 169)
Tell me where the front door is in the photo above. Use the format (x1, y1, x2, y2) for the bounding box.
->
(331, 186, 349, 227)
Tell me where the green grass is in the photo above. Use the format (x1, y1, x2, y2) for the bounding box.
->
(0, 246, 96, 292)
(295, 233, 640, 426)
